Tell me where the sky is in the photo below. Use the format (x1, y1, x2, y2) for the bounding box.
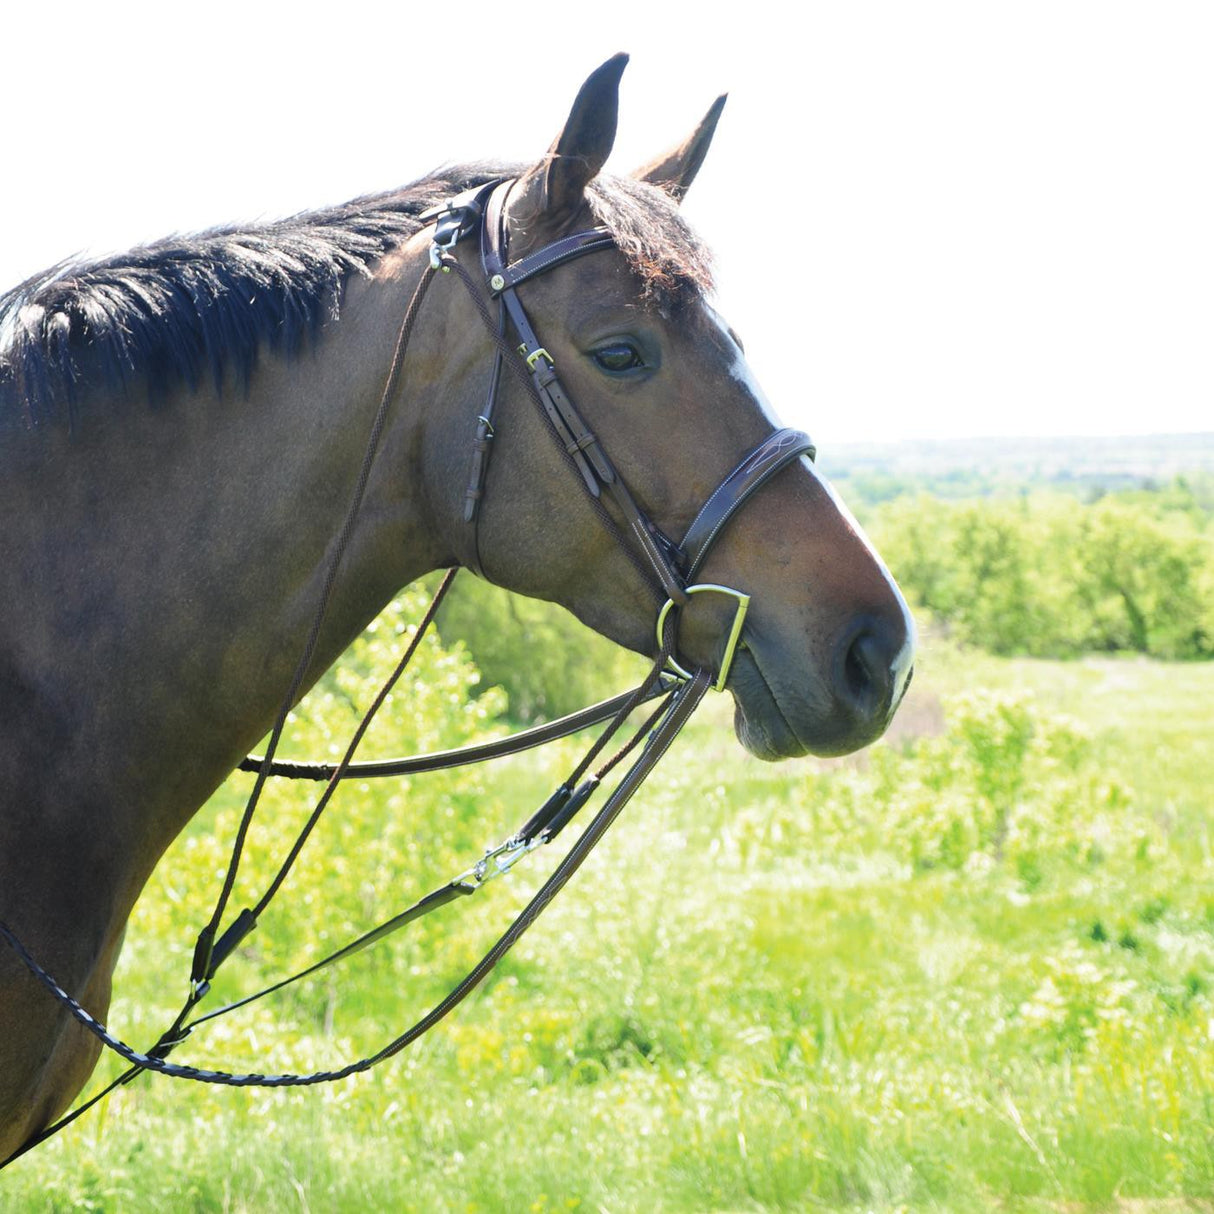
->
(2, 1, 1210, 447)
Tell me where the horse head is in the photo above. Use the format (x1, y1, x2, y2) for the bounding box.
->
(423, 55, 915, 758)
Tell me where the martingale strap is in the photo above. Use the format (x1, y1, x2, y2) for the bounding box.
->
(0, 672, 710, 1110)
(237, 678, 673, 782)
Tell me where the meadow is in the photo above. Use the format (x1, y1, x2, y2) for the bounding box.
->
(1, 572, 1211, 1212)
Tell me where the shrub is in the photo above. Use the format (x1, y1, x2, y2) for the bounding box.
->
(870, 691, 1146, 877)
(870, 490, 1214, 658)
(434, 574, 649, 723)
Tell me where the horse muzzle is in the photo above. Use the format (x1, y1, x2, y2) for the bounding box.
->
(730, 605, 916, 760)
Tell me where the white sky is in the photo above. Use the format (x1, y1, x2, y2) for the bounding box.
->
(2, 1, 1210, 446)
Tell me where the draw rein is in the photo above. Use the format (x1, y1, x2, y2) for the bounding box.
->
(0, 178, 813, 1165)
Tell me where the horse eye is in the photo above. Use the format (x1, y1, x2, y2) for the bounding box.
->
(591, 342, 644, 373)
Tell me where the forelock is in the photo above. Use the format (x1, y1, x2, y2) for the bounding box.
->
(584, 175, 714, 308)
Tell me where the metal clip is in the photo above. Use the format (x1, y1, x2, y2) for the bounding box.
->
(429, 206, 472, 271)
(457, 832, 545, 889)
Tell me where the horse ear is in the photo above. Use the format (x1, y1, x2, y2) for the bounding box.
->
(632, 94, 728, 202)
(515, 53, 628, 223)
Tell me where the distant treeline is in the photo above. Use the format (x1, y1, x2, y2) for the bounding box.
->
(823, 433, 1214, 515)
(869, 482, 1214, 659)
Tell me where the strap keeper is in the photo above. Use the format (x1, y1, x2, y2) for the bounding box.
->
(518, 783, 572, 845)
(190, 925, 215, 988)
(147, 1023, 194, 1060)
(543, 777, 600, 842)
(565, 433, 598, 456)
(207, 908, 258, 979)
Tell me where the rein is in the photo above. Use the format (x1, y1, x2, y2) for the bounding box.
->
(0, 178, 813, 1167)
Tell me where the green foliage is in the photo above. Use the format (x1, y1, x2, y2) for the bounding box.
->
(871, 490, 1214, 658)
(7, 616, 1213, 1211)
(434, 574, 649, 722)
(1076, 497, 1214, 656)
(125, 586, 510, 1031)
(730, 690, 1147, 883)
(884, 692, 1143, 879)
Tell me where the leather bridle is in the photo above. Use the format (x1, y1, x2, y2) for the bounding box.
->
(0, 176, 817, 1166)
(432, 177, 816, 690)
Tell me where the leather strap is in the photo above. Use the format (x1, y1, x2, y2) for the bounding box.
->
(0, 672, 711, 1098)
(237, 678, 672, 781)
(427, 179, 816, 679)
(488, 229, 615, 294)
(479, 182, 688, 605)
(680, 428, 816, 579)
(460, 306, 505, 577)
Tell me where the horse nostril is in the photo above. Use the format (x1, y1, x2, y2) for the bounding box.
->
(837, 621, 898, 724)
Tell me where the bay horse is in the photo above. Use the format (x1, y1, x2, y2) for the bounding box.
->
(0, 55, 913, 1158)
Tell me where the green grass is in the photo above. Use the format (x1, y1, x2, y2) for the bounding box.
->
(2, 624, 1212, 1212)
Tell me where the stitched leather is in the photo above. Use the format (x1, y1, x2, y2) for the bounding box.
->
(680, 429, 816, 578)
(449, 180, 813, 668)
(490, 230, 615, 294)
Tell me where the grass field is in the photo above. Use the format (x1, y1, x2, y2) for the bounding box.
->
(2, 610, 1211, 1213)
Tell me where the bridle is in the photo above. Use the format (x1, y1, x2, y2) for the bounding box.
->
(0, 176, 815, 1166)
(443, 177, 816, 689)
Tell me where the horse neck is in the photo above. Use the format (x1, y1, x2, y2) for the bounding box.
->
(0, 237, 456, 910)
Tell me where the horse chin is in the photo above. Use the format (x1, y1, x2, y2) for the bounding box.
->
(731, 696, 809, 762)
(727, 646, 888, 761)
(726, 648, 814, 760)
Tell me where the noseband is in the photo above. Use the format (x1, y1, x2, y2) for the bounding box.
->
(428, 178, 815, 691)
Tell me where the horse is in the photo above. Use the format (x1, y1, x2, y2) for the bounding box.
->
(0, 54, 914, 1159)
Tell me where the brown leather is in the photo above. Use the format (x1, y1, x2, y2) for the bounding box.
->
(478, 182, 689, 604)
(436, 179, 815, 670)
(489, 228, 615, 294)
(680, 428, 816, 578)
(238, 677, 672, 781)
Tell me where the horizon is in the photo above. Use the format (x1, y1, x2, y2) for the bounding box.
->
(2, 1, 1210, 447)
(829, 430, 1214, 449)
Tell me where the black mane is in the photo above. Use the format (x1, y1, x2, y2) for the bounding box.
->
(0, 165, 712, 428)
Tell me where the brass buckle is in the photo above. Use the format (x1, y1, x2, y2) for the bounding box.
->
(655, 584, 750, 693)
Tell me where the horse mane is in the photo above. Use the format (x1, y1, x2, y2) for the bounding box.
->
(0, 164, 712, 428)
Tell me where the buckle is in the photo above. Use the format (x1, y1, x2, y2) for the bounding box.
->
(429, 208, 470, 270)
(424, 199, 482, 270)
(520, 345, 554, 371)
(655, 584, 750, 693)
